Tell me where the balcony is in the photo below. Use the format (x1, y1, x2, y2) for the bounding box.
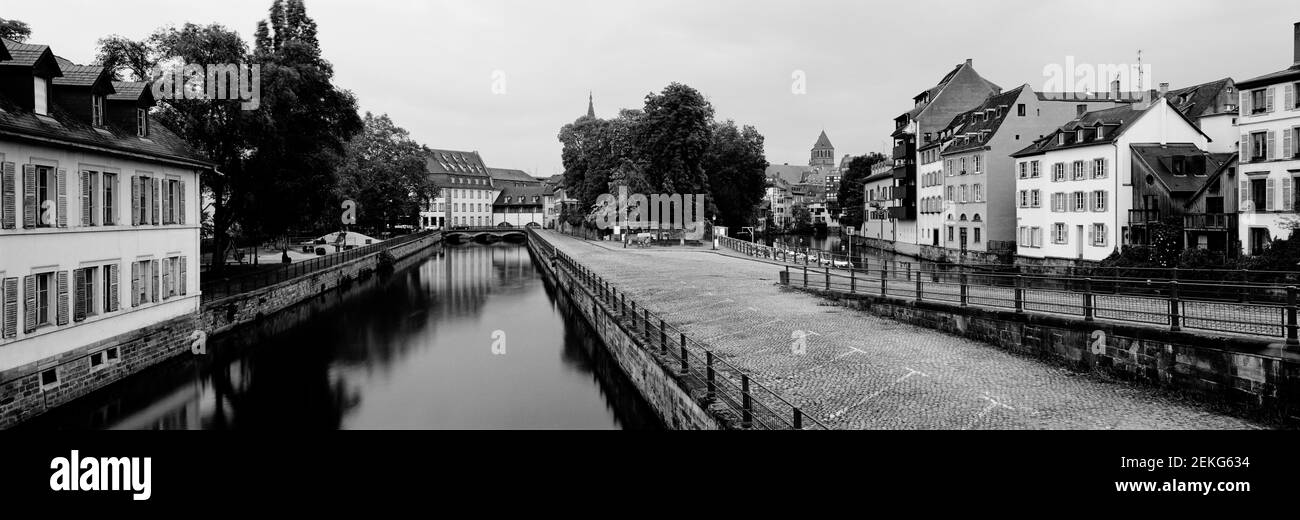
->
(891, 162, 915, 180)
(888, 205, 916, 220)
(892, 142, 916, 161)
(1183, 213, 1237, 231)
(1128, 209, 1160, 226)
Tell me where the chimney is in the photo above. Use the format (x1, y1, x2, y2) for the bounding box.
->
(1110, 79, 1121, 100)
(1158, 82, 1169, 98)
(965, 58, 972, 67)
(1294, 22, 1300, 65)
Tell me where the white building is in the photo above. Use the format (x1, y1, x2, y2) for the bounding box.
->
(1234, 22, 1300, 255)
(491, 186, 553, 227)
(916, 141, 945, 246)
(0, 38, 211, 423)
(1011, 98, 1208, 262)
(424, 149, 498, 228)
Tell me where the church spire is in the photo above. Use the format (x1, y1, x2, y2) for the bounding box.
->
(587, 91, 595, 118)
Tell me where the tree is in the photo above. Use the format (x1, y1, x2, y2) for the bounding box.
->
(791, 203, 812, 234)
(635, 83, 714, 195)
(0, 18, 31, 42)
(837, 152, 887, 229)
(94, 35, 154, 81)
(336, 113, 431, 233)
(702, 119, 767, 229)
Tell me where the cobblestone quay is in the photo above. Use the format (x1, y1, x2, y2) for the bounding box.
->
(539, 231, 1266, 429)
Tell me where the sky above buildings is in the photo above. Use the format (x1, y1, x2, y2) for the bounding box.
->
(8, 0, 1300, 177)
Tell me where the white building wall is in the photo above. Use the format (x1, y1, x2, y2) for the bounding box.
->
(917, 156, 944, 247)
(0, 140, 203, 372)
(1236, 81, 1300, 253)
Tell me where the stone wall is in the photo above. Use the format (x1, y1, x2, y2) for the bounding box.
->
(200, 233, 441, 335)
(0, 313, 196, 429)
(528, 235, 723, 430)
(785, 282, 1300, 424)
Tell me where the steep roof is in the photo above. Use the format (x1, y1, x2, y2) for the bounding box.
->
(941, 85, 1027, 155)
(487, 167, 540, 185)
(1164, 78, 1234, 119)
(1237, 64, 1300, 90)
(0, 38, 56, 70)
(51, 56, 113, 93)
(108, 81, 151, 102)
(425, 149, 490, 177)
(0, 39, 9, 62)
(766, 164, 810, 186)
(813, 130, 833, 149)
(1131, 144, 1235, 195)
(493, 185, 553, 206)
(1011, 104, 1146, 157)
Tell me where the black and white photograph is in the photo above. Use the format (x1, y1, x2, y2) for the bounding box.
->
(0, 0, 1296, 507)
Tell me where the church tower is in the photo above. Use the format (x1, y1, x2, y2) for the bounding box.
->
(587, 92, 595, 118)
(810, 131, 835, 168)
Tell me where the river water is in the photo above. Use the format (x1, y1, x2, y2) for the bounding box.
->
(24, 242, 662, 430)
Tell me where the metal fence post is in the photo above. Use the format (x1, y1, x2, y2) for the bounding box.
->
(679, 333, 688, 374)
(825, 267, 831, 291)
(1287, 286, 1298, 346)
(705, 351, 716, 402)
(741, 375, 753, 428)
(793, 408, 803, 430)
(644, 309, 650, 340)
(803, 266, 808, 288)
(850, 269, 856, 294)
(1083, 278, 1094, 321)
(660, 319, 667, 353)
(881, 263, 888, 296)
(960, 270, 969, 307)
(1015, 275, 1024, 313)
(915, 269, 923, 302)
(1169, 281, 1181, 332)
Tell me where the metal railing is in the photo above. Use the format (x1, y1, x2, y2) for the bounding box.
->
(529, 229, 827, 430)
(200, 230, 439, 302)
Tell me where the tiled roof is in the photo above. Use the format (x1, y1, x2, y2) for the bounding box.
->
(492, 185, 553, 206)
(766, 164, 810, 186)
(1131, 144, 1231, 194)
(0, 38, 56, 71)
(425, 148, 489, 176)
(51, 57, 110, 89)
(487, 167, 540, 185)
(108, 81, 149, 102)
(813, 131, 833, 149)
(941, 85, 1027, 155)
(1236, 64, 1300, 90)
(0, 91, 210, 168)
(0, 39, 10, 61)
(1011, 104, 1145, 157)
(1164, 78, 1233, 119)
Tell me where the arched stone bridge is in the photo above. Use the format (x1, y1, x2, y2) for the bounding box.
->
(443, 226, 530, 243)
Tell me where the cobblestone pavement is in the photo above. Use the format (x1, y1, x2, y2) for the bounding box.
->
(541, 231, 1267, 430)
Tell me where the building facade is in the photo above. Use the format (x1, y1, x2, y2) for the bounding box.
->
(424, 149, 497, 228)
(491, 185, 553, 227)
(0, 38, 212, 426)
(1234, 23, 1300, 255)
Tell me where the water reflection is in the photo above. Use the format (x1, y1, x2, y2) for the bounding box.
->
(24, 243, 662, 430)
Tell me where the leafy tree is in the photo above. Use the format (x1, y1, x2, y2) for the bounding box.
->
(791, 203, 812, 234)
(837, 152, 887, 229)
(336, 113, 431, 233)
(0, 18, 31, 42)
(635, 83, 714, 195)
(94, 35, 154, 81)
(702, 119, 767, 229)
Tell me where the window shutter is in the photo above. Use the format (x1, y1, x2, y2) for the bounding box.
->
(80, 171, 91, 226)
(1101, 158, 1108, 178)
(1240, 180, 1251, 210)
(1, 162, 14, 229)
(23, 275, 35, 333)
(1088, 159, 1096, 179)
(151, 179, 160, 225)
(110, 174, 118, 225)
(1286, 129, 1295, 160)
(179, 256, 188, 296)
(1285, 177, 1295, 212)
(1241, 91, 1250, 115)
(179, 181, 186, 225)
(1267, 87, 1275, 112)
(130, 176, 139, 225)
(22, 164, 35, 228)
(131, 262, 140, 307)
(1101, 224, 1108, 247)
(55, 270, 68, 326)
(1088, 225, 1095, 246)
(1088, 192, 1096, 212)
(56, 168, 66, 228)
(161, 181, 170, 224)
(1269, 131, 1278, 160)
(161, 259, 170, 300)
(150, 259, 159, 303)
(73, 268, 86, 322)
(1288, 84, 1296, 111)
(1267, 178, 1276, 211)
(1240, 134, 1249, 163)
(2, 277, 16, 338)
(107, 264, 119, 312)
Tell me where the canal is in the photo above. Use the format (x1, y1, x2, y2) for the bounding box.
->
(22, 242, 663, 430)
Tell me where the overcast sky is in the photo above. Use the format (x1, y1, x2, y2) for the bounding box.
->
(8, 0, 1300, 177)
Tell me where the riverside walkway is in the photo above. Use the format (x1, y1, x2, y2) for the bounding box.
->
(539, 230, 1265, 429)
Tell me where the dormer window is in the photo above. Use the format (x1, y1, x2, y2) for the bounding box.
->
(136, 108, 149, 137)
(1076, 129, 1085, 142)
(92, 95, 105, 127)
(1096, 126, 1105, 139)
(1057, 133, 1066, 145)
(33, 76, 50, 116)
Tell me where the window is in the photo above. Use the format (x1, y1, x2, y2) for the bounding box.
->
(1096, 126, 1105, 139)
(101, 264, 118, 313)
(960, 185, 968, 203)
(33, 77, 49, 116)
(948, 226, 954, 241)
(973, 155, 982, 174)
(1248, 178, 1267, 211)
(1250, 88, 1268, 114)
(133, 260, 155, 306)
(1019, 162, 1027, 179)
(1093, 190, 1107, 212)
(1017, 104, 1026, 116)
(34, 165, 55, 227)
(74, 267, 97, 321)
(34, 271, 53, 328)
(1092, 158, 1108, 179)
(91, 95, 105, 127)
(41, 369, 57, 389)
(1031, 161, 1041, 178)
(102, 172, 116, 225)
(1074, 191, 1086, 212)
(136, 176, 151, 225)
(1057, 133, 1066, 145)
(1031, 189, 1041, 208)
(973, 183, 983, 202)
(1019, 190, 1029, 207)
(1251, 132, 1269, 161)
(1091, 223, 1108, 246)
(1053, 163, 1065, 182)
(960, 158, 967, 175)
(973, 228, 981, 244)
(1053, 223, 1068, 244)
(1072, 160, 1086, 180)
(136, 108, 148, 137)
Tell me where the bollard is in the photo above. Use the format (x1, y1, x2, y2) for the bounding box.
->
(741, 375, 753, 428)
(1169, 281, 1181, 332)
(825, 267, 831, 291)
(679, 333, 689, 374)
(1287, 287, 1299, 347)
(706, 352, 716, 402)
(1083, 278, 1094, 321)
(1015, 275, 1024, 313)
(803, 266, 808, 288)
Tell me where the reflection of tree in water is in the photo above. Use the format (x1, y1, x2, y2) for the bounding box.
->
(208, 342, 360, 429)
(547, 274, 664, 430)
